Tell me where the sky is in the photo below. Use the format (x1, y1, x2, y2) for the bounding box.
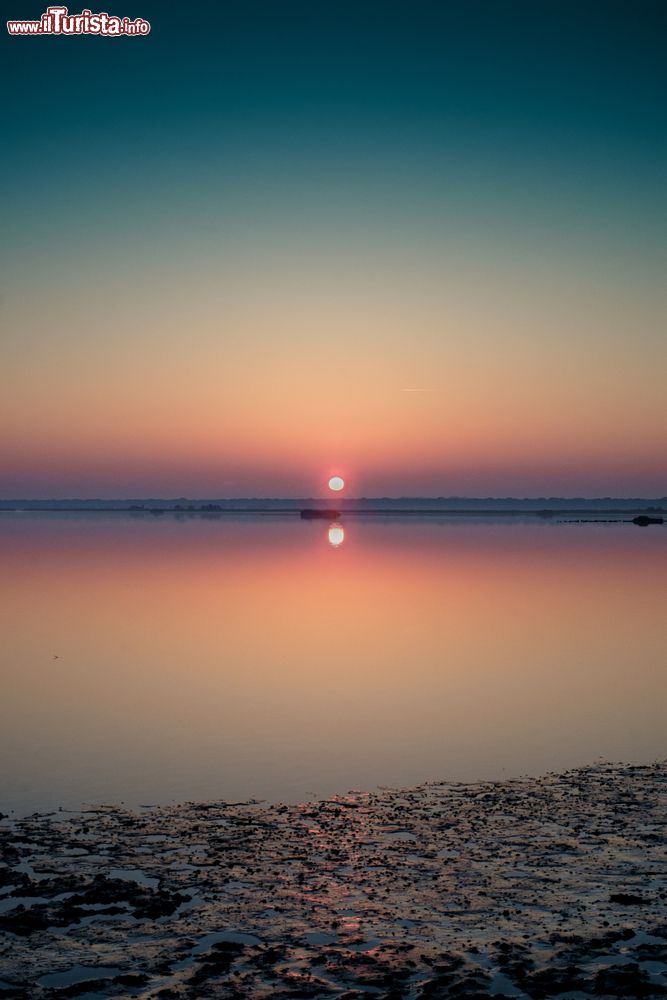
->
(1, 0, 665, 498)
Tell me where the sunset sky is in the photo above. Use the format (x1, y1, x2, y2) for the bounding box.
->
(1, 0, 665, 497)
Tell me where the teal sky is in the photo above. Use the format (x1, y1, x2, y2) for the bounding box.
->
(1, 0, 665, 497)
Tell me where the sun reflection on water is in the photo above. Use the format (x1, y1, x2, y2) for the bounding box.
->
(328, 524, 345, 547)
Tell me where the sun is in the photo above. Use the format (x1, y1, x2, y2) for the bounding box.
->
(328, 476, 345, 492)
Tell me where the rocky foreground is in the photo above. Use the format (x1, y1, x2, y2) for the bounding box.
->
(0, 763, 666, 998)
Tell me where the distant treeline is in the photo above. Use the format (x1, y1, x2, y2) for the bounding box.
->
(1, 497, 665, 513)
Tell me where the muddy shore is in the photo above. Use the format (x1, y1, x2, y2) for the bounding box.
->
(1, 762, 665, 998)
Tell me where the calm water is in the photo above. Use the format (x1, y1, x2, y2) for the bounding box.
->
(0, 513, 665, 814)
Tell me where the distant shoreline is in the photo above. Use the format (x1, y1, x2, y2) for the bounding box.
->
(1, 504, 665, 520)
(1, 496, 665, 512)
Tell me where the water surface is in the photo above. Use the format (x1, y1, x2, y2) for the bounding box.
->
(0, 513, 664, 813)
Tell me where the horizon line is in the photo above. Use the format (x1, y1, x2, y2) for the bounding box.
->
(2, 495, 666, 504)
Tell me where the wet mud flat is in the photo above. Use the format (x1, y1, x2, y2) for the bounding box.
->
(0, 763, 666, 999)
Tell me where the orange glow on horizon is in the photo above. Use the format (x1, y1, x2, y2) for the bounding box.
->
(1, 248, 664, 497)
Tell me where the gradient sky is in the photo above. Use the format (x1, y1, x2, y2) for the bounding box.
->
(1, 0, 665, 497)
